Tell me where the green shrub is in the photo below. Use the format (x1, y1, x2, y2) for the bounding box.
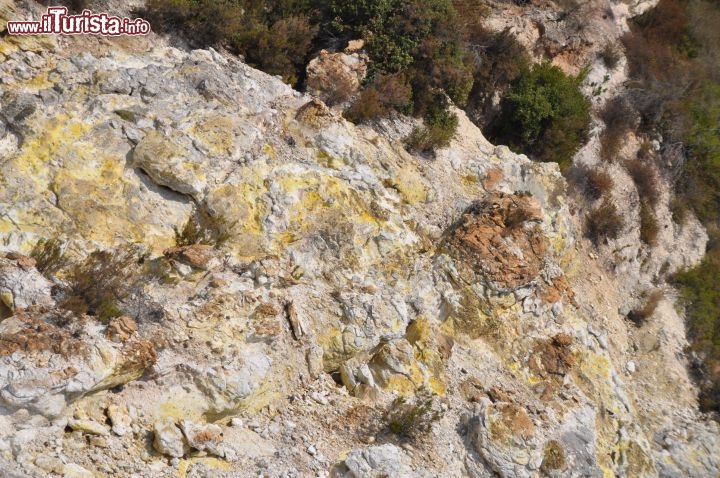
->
(405, 94, 459, 152)
(675, 250, 720, 412)
(321, 0, 472, 151)
(464, 28, 530, 127)
(142, 0, 317, 86)
(487, 63, 591, 171)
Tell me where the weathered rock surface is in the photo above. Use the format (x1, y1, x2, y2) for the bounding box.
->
(0, 1, 717, 477)
(0, 307, 156, 417)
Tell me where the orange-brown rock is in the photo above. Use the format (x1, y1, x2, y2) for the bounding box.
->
(0, 309, 86, 357)
(163, 244, 217, 270)
(105, 316, 138, 342)
(447, 192, 546, 291)
(528, 333, 576, 377)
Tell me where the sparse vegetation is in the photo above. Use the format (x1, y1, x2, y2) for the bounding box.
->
(174, 212, 235, 248)
(405, 94, 459, 153)
(627, 289, 664, 326)
(383, 392, 443, 439)
(60, 245, 146, 321)
(621, 0, 720, 413)
(583, 167, 614, 201)
(625, 159, 661, 206)
(599, 96, 637, 162)
(639, 203, 660, 246)
(600, 43, 622, 70)
(30, 238, 70, 276)
(585, 199, 624, 245)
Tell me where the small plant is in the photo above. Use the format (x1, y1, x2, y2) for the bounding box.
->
(405, 94, 459, 153)
(174, 212, 235, 248)
(600, 43, 622, 70)
(639, 203, 660, 246)
(627, 289, 664, 326)
(584, 168, 614, 201)
(61, 244, 145, 321)
(585, 198, 625, 245)
(487, 62, 591, 170)
(625, 159, 660, 205)
(383, 392, 443, 439)
(599, 96, 637, 162)
(30, 238, 70, 276)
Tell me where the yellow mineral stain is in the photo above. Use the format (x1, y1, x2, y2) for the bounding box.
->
(178, 457, 230, 477)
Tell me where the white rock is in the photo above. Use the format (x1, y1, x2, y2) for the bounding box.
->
(152, 418, 187, 458)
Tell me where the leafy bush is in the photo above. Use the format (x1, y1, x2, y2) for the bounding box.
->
(677, 83, 720, 224)
(585, 198, 624, 245)
(487, 63, 591, 171)
(675, 251, 720, 412)
(142, 0, 317, 86)
(406, 94, 459, 153)
(464, 28, 530, 127)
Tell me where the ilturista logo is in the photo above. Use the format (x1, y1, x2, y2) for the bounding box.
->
(7, 7, 151, 36)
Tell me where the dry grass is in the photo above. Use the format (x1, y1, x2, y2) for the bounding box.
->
(585, 199, 625, 245)
(627, 289, 664, 326)
(625, 159, 661, 205)
(584, 168, 614, 201)
(639, 203, 660, 246)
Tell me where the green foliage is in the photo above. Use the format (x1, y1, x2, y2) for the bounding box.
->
(487, 63, 591, 170)
(383, 392, 443, 439)
(333, 0, 472, 150)
(676, 250, 720, 412)
(405, 94, 459, 153)
(464, 29, 530, 127)
(679, 83, 720, 224)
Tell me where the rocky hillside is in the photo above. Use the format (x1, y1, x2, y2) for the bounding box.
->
(0, 1, 719, 477)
